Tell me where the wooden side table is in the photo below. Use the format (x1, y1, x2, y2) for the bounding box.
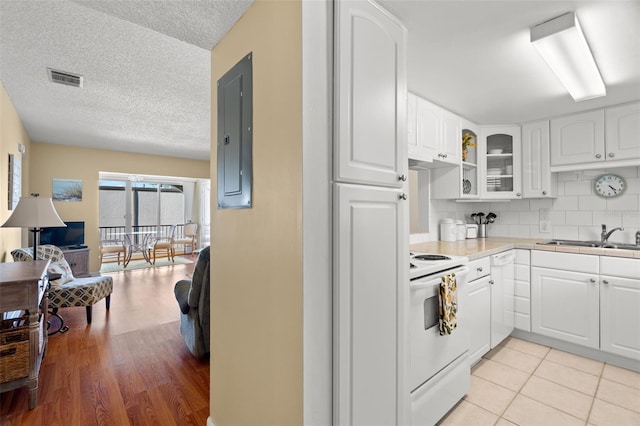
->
(0, 260, 49, 409)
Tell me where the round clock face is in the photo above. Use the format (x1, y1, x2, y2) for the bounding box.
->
(594, 174, 626, 198)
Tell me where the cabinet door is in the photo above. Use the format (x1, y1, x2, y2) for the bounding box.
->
(550, 109, 605, 166)
(407, 93, 418, 158)
(522, 120, 554, 198)
(605, 102, 640, 161)
(600, 275, 640, 359)
(334, 183, 408, 426)
(335, 0, 407, 187)
(415, 97, 439, 162)
(531, 267, 599, 349)
(467, 275, 491, 366)
(480, 126, 522, 199)
(63, 249, 89, 277)
(440, 109, 461, 164)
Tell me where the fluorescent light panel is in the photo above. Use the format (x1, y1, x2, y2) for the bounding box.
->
(531, 12, 605, 102)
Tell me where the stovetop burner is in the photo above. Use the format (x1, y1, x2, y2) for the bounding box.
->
(413, 254, 451, 261)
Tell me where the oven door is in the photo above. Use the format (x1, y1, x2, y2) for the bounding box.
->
(409, 266, 469, 392)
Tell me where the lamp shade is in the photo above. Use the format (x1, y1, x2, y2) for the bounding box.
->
(2, 195, 66, 229)
(531, 12, 606, 102)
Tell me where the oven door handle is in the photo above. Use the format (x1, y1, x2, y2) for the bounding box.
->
(409, 267, 469, 290)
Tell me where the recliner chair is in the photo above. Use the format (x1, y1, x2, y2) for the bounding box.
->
(174, 246, 210, 357)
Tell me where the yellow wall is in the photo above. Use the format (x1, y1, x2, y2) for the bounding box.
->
(210, 0, 302, 424)
(0, 83, 32, 262)
(29, 143, 209, 271)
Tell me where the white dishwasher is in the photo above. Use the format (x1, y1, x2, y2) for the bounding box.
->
(491, 250, 516, 348)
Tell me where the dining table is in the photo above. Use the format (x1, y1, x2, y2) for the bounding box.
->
(114, 231, 157, 264)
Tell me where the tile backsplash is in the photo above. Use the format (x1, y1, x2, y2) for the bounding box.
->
(411, 166, 640, 244)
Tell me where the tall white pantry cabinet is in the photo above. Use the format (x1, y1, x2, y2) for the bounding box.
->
(334, 1, 409, 425)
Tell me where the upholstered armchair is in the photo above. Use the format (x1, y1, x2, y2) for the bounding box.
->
(174, 246, 210, 357)
(11, 245, 113, 327)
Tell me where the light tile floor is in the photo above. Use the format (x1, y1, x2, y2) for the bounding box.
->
(439, 337, 640, 426)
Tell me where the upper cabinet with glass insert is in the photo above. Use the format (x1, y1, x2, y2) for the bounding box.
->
(480, 126, 522, 199)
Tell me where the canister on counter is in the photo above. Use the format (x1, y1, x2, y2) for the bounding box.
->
(440, 218, 457, 242)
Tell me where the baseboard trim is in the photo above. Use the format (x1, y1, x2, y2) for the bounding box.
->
(511, 330, 640, 372)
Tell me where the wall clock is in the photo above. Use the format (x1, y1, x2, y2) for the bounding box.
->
(594, 173, 626, 198)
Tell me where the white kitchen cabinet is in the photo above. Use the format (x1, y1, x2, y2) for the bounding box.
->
(334, 1, 408, 424)
(408, 93, 418, 158)
(410, 96, 459, 166)
(491, 250, 515, 348)
(550, 109, 605, 167)
(531, 251, 600, 349)
(605, 101, 640, 162)
(514, 249, 531, 332)
(335, 0, 407, 188)
(467, 257, 491, 366)
(413, 96, 438, 163)
(600, 275, 640, 360)
(334, 183, 408, 426)
(479, 125, 522, 199)
(440, 108, 461, 164)
(521, 120, 555, 198)
(600, 256, 640, 360)
(531, 267, 600, 349)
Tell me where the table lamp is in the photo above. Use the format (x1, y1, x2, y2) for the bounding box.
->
(1, 193, 66, 258)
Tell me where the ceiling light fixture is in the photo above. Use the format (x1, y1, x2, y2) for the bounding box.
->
(531, 11, 606, 102)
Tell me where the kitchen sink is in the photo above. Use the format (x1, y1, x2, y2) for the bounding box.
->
(538, 240, 640, 251)
(539, 240, 602, 248)
(600, 243, 640, 251)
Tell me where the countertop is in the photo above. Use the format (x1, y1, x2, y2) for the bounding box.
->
(410, 237, 640, 261)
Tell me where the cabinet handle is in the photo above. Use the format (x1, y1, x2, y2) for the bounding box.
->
(516, 193, 521, 197)
(602, 280, 609, 285)
(489, 280, 494, 285)
(542, 191, 547, 195)
(589, 278, 596, 284)
(398, 174, 407, 182)
(595, 154, 602, 159)
(399, 193, 407, 200)
(608, 152, 615, 158)
(477, 267, 483, 272)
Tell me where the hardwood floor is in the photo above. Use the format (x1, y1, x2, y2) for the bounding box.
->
(0, 261, 209, 426)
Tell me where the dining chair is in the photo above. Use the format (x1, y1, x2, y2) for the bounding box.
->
(99, 235, 129, 267)
(147, 224, 177, 264)
(174, 222, 199, 255)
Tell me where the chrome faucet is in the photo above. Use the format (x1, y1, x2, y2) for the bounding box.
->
(601, 224, 624, 243)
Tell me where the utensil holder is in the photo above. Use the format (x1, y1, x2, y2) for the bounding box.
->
(478, 224, 486, 238)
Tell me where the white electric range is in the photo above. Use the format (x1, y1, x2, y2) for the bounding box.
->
(408, 251, 470, 425)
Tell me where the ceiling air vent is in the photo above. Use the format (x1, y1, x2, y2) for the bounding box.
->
(47, 68, 83, 88)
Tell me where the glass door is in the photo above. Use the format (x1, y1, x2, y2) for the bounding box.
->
(480, 126, 522, 199)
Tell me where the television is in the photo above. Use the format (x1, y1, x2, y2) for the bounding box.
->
(39, 221, 86, 248)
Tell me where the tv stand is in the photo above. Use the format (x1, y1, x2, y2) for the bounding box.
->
(61, 247, 89, 277)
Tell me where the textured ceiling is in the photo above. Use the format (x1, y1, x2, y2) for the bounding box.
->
(379, 0, 640, 124)
(0, 0, 252, 160)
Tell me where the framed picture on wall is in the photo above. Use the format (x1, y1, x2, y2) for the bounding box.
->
(52, 178, 83, 202)
(8, 154, 21, 210)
